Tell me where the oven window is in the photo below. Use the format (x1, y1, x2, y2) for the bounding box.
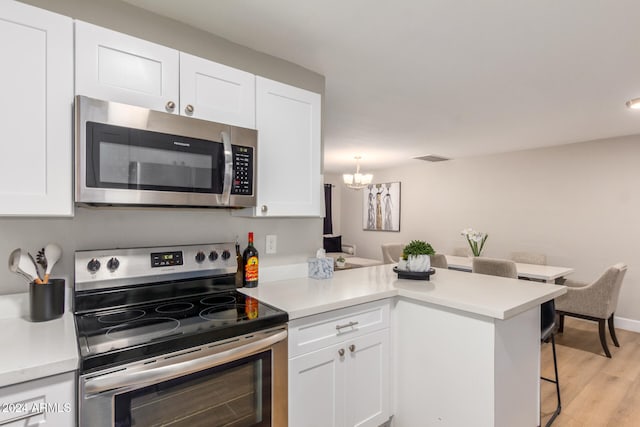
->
(86, 121, 225, 194)
(114, 351, 271, 427)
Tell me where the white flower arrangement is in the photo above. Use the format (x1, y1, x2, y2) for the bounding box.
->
(460, 228, 488, 257)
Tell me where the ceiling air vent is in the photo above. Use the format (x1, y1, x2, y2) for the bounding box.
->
(414, 154, 450, 162)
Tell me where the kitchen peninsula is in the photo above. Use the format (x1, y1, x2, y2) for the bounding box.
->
(241, 264, 566, 427)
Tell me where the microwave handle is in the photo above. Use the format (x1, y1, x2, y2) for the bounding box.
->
(220, 130, 233, 205)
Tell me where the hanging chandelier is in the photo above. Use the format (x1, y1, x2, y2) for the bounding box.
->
(343, 156, 373, 190)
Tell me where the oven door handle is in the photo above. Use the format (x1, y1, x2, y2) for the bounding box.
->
(84, 329, 287, 395)
(219, 130, 233, 206)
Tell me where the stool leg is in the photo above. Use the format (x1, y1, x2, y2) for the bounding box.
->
(558, 314, 564, 333)
(543, 334, 562, 427)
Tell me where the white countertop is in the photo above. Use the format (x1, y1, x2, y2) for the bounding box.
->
(0, 293, 78, 388)
(240, 264, 566, 321)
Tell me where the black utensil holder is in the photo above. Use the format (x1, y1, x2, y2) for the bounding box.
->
(29, 279, 65, 322)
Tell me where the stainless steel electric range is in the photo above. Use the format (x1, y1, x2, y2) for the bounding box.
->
(73, 243, 288, 427)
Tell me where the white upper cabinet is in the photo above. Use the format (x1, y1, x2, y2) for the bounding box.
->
(74, 22, 256, 128)
(245, 76, 322, 217)
(75, 20, 180, 114)
(0, 1, 73, 216)
(179, 52, 255, 128)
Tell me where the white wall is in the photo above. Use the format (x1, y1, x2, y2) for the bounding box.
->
(1, 208, 322, 294)
(334, 135, 640, 322)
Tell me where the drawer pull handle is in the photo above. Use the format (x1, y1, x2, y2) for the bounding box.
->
(335, 321, 359, 331)
(349, 344, 356, 352)
(338, 348, 345, 356)
(0, 410, 45, 425)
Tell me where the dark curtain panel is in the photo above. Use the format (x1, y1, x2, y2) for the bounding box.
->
(323, 184, 333, 235)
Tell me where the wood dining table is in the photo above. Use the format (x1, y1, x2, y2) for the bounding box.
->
(444, 255, 574, 283)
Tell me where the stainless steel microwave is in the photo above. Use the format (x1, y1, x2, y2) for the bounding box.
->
(75, 95, 256, 208)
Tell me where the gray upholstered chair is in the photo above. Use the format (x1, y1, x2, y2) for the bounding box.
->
(471, 257, 517, 279)
(381, 243, 404, 264)
(555, 263, 628, 358)
(452, 247, 471, 257)
(510, 251, 547, 281)
(430, 253, 448, 269)
(510, 251, 547, 265)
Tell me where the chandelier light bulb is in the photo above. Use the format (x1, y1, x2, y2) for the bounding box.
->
(626, 98, 640, 109)
(343, 156, 373, 189)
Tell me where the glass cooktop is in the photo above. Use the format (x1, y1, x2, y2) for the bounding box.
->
(76, 290, 287, 373)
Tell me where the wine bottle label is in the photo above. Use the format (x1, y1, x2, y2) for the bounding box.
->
(245, 256, 259, 281)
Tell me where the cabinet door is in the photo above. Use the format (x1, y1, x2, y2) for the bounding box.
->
(346, 330, 390, 427)
(75, 20, 179, 113)
(253, 77, 322, 217)
(0, 371, 75, 426)
(180, 52, 255, 128)
(289, 344, 346, 427)
(0, 1, 73, 216)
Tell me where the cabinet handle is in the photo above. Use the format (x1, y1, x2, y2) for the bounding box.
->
(261, 205, 268, 213)
(0, 409, 45, 425)
(338, 348, 345, 356)
(165, 101, 175, 112)
(349, 344, 356, 353)
(335, 321, 359, 331)
(185, 104, 194, 114)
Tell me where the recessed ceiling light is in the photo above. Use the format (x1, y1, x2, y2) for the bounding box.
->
(626, 98, 640, 109)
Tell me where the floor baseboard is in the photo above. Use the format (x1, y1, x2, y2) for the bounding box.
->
(614, 315, 640, 333)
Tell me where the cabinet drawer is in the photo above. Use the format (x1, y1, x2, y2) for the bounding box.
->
(288, 299, 390, 358)
(0, 371, 75, 426)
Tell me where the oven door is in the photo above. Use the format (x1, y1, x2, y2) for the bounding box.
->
(79, 327, 287, 427)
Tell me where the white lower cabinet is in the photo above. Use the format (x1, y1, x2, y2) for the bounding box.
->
(288, 300, 391, 427)
(0, 372, 75, 427)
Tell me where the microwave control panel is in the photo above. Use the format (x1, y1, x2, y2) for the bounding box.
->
(231, 145, 254, 195)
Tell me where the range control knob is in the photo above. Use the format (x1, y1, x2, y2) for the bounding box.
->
(221, 250, 231, 260)
(209, 251, 219, 262)
(195, 251, 206, 263)
(87, 258, 101, 274)
(107, 257, 120, 272)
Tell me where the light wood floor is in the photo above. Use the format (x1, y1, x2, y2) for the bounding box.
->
(540, 317, 640, 426)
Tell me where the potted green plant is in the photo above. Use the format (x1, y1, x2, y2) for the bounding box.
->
(335, 255, 346, 268)
(400, 240, 435, 272)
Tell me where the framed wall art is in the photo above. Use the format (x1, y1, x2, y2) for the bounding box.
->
(362, 182, 400, 232)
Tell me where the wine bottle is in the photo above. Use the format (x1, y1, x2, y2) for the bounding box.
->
(235, 238, 243, 287)
(243, 232, 259, 288)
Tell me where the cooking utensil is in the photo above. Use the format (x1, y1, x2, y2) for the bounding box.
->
(8, 249, 32, 283)
(8, 248, 41, 284)
(28, 252, 44, 282)
(43, 243, 62, 283)
(36, 247, 47, 270)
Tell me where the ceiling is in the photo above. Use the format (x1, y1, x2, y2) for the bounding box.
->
(124, 0, 640, 173)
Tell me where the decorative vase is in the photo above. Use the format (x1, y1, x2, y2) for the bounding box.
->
(406, 255, 431, 272)
(336, 259, 346, 268)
